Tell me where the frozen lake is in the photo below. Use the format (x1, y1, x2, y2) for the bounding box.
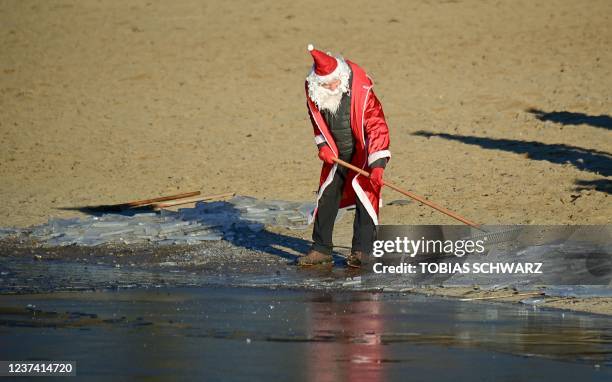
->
(1, 287, 611, 381)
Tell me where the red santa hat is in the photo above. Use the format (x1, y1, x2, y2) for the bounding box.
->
(306, 43, 346, 84)
(308, 44, 337, 76)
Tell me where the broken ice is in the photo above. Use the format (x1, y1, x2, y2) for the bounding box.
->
(10, 195, 333, 248)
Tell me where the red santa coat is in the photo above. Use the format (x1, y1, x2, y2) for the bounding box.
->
(306, 60, 391, 225)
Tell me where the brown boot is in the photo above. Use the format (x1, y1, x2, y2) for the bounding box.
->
(346, 250, 367, 268)
(297, 249, 333, 266)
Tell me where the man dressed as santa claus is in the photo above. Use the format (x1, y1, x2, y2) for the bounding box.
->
(299, 44, 391, 268)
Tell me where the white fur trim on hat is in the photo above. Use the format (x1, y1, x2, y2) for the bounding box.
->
(307, 43, 314, 51)
(306, 57, 351, 109)
(307, 57, 347, 84)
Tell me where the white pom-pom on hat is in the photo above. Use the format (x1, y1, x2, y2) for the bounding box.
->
(307, 44, 338, 76)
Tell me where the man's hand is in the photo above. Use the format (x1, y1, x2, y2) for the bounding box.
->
(369, 167, 384, 191)
(318, 145, 336, 165)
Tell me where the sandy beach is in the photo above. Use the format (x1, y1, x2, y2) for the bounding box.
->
(1, 0, 610, 233)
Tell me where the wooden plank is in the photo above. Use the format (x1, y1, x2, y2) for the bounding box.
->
(123, 191, 201, 207)
(71, 191, 202, 212)
(152, 192, 236, 209)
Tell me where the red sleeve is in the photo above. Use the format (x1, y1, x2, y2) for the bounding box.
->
(363, 89, 391, 166)
(306, 80, 327, 147)
(307, 105, 317, 136)
(308, 102, 327, 147)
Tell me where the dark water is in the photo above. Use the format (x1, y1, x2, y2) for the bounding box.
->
(1, 287, 611, 381)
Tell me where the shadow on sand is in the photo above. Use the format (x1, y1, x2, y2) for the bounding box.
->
(413, 131, 612, 195)
(573, 179, 612, 195)
(527, 108, 612, 131)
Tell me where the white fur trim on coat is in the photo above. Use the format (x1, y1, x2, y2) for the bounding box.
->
(314, 134, 326, 145)
(351, 175, 379, 226)
(308, 163, 338, 225)
(368, 150, 391, 166)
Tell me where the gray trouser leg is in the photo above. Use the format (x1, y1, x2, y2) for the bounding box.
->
(351, 195, 377, 255)
(311, 167, 377, 255)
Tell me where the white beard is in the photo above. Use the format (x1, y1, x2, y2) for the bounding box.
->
(306, 57, 351, 115)
(312, 86, 344, 114)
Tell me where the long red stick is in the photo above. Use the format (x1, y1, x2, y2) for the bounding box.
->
(332, 158, 481, 229)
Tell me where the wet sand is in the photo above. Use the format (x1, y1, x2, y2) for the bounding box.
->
(2, 238, 611, 316)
